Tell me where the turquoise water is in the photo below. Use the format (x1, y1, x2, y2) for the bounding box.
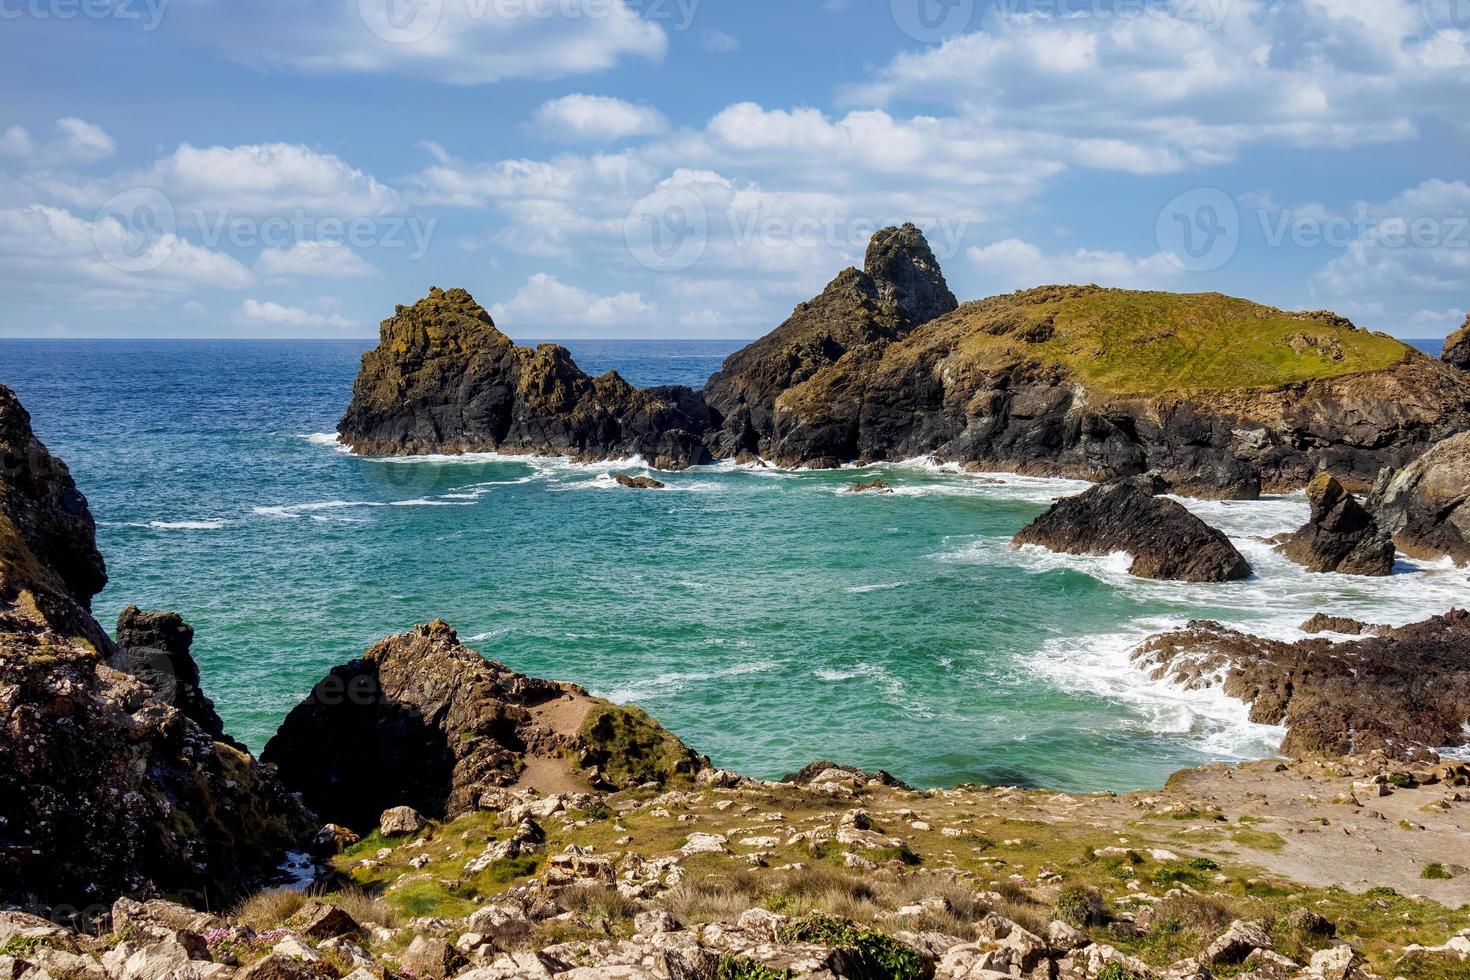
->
(3, 339, 1465, 792)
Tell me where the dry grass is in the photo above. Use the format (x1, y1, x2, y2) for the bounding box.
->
(659, 870, 761, 924)
(330, 887, 401, 929)
(233, 889, 309, 930)
(557, 883, 640, 924)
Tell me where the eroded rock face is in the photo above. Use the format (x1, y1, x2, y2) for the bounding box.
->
(1133, 611, 1470, 759)
(262, 621, 705, 832)
(1277, 473, 1395, 576)
(112, 605, 240, 747)
(1444, 316, 1470, 372)
(1012, 483, 1251, 582)
(1371, 431, 1470, 565)
(337, 287, 715, 469)
(0, 384, 313, 911)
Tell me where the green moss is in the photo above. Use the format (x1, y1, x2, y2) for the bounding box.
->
(780, 915, 925, 980)
(579, 704, 701, 789)
(1420, 864, 1453, 880)
(717, 957, 794, 980)
(479, 855, 541, 885)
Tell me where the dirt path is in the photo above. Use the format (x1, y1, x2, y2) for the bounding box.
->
(512, 693, 596, 796)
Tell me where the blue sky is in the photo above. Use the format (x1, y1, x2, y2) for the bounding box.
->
(1, 0, 1467, 340)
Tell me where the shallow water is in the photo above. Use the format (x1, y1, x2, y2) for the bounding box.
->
(2, 339, 1464, 791)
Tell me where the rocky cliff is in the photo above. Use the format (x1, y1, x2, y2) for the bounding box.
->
(262, 621, 706, 833)
(1372, 430, 1470, 565)
(339, 231, 1470, 498)
(1444, 316, 1470, 372)
(0, 384, 314, 912)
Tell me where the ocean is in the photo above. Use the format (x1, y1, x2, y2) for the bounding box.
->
(1, 338, 1463, 792)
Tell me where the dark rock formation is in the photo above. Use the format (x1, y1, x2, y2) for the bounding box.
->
(112, 605, 241, 748)
(0, 385, 313, 911)
(846, 479, 893, 494)
(1299, 613, 1385, 636)
(1012, 483, 1251, 582)
(1444, 316, 1470, 372)
(1133, 612, 1470, 760)
(614, 474, 665, 489)
(1276, 473, 1395, 576)
(339, 231, 1470, 497)
(337, 287, 715, 469)
(701, 224, 958, 464)
(262, 621, 706, 832)
(1371, 431, 1470, 565)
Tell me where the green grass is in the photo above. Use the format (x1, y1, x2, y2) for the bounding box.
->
(579, 704, 701, 789)
(1421, 864, 1453, 880)
(780, 914, 925, 980)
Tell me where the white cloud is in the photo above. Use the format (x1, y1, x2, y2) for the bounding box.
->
(0, 118, 116, 167)
(0, 204, 252, 293)
(142, 143, 401, 216)
(529, 94, 669, 143)
(1310, 179, 1470, 299)
(1408, 308, 1467, 336)
(172, 0, 667, 86)
(489, 273, 653, 328)
(968, 238, 1184, 291)
(256, 240, 375, 279)
(701, 31, 740, 54)
(237, 298, 355, 329)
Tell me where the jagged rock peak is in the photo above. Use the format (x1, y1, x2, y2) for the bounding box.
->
(1444, 314, 1470, 372)
(863, 223, 958, 327)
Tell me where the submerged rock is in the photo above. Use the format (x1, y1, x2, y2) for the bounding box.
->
(846, 479, 893, 494)
(1012, 483, 1251, 582)
(1277, 473, 1395, 576)
(0, 384, 313, 911)
(1371, 430, 1470, 565)
(262, 621, 706, 831)
(1133, 610, 1470, 759)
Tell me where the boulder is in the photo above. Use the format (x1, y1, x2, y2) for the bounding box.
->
(262, 621, 704, 831)
(400, 935, 466, 980)
(846, 480, 893, 494)
(1371, 430, 1470, 565)
(289, 902, 360, 940)
(0, 384, 314, 911)
(235, 953, 320, 980)
(1202, 920, 1271, 965)
(1277, 473, 1395, 575)
(782, 760, 913, 790)
(1013, 483, 1251, 582)
(1298, 614, 1384, 636)
(1133, 611, 1470, 759)
(1443, 315, 1470, 371)
(379, 806, 426, 837)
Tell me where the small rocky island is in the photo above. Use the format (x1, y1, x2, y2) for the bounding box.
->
(339, 226, 1470, 500)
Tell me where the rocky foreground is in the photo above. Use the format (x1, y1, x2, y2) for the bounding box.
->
(338, 226, 1470, 500)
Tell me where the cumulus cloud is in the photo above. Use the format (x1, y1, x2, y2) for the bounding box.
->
(0, 118, 116, 167)
(255, 240, 375, 279)
(489, 273, 653, 329)
(0, 204, 252, 293)
(237, 298, 355, 329)
(1309, 180, 1470, 301)
(141, 143, 401, 216)
(968, 239, 1184, 292)
(170, 0, 668, 85)
(529, 94, 669, 143)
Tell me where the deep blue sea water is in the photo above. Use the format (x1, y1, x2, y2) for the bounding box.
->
(1, 338, 1463, 791)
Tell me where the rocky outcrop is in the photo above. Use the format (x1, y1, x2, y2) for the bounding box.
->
(1133, 611, 1470, 759)
(1013, 483, 1251, 582)
(337, 287, 715, 469)
(1444, 316, 1470, 371)
(701, 223, 958, 463)
(261, 621, 706, 832)
(613, 474, 665, 489)
(112, 605, 241, 748)
(1371, 431, 1470, 565)
(338, 233, 1470, 497)
(1299, 613, 1385, 636)
(1277, 473, 1395, 576)
(0, 384, 313, 911)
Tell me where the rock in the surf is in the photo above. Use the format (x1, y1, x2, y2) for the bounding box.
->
(846, 479, 894, 494)
(1443, 315, 1470, 372)
(614, 474, 666, 489)
(1276, 473, 1395, 576)
(1370, 431, 1470, 565)
(1299, 613, 1386, 636)
(261, 621, 706, 832)
(1133, 610, 1470, 760)
(1012, 483, 1251, 582)
(0, 384, 313, 910)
